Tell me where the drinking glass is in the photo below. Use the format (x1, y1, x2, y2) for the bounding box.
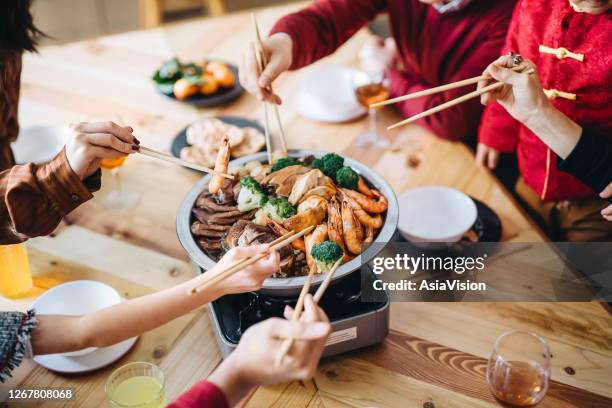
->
(352, 70, 390, 149)
(106, 362, 165, 408)
(0, 244, 33, 298)
(487, 331, 551, 406)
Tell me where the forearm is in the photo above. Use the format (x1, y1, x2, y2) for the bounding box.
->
(524, 103, 582, 160)
(32, 274, 222, 355)
(208, 353, 253, 407)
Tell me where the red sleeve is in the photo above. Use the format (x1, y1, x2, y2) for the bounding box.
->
(386, 26, 509, 142)
(270, 0, 387, 69)
(477, 0, 523, 152)
(167, 381, 229, 408)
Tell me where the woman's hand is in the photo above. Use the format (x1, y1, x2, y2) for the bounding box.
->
(239, 33, 293, 104)
(207, 244, 280, 296)
(478, 55, 550, 126)
(475, 143, 500, 170)
(209, 295, 330, 406)
(600, 183, 612, 221)
(65, 121, 138, 179)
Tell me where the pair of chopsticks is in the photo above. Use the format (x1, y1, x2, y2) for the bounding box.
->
(371, 65, 534, 130)
(250, 13, 288, 164)
(275, 257, 343, 366)
(136, 145, 234, 179)
(188, 225, 315, 295)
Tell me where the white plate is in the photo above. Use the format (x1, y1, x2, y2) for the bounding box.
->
(13, 125, 69, 164)
(292, 67, 367, 123)
(398, 186, 477, 243)
(32, 280, 138, 371)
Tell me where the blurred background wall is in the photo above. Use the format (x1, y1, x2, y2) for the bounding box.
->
(31, 0, 302, 45)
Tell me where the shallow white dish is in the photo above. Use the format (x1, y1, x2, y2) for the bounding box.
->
(32, 280, 138, 372)
(13, 125, 69, 164)
(398, 186, 477, 244)
(292, 66, 367, 123)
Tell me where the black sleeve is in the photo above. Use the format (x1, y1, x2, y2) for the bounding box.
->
(557, 127, 612, 195)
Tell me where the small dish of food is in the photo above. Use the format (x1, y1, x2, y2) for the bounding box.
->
(152, 57, 243, 107)
(398, 186, 477, 244)
(171, 116, 266, 169)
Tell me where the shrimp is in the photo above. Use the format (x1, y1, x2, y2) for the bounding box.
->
(340, 191, 383, 229)
(283, 206, 326, 232)
(358, 176, 375, 198)
(304, 224, 328, 271)
(341, 199, 363, 255)
(266, 217, 305, 252)
(363, 225, 375, 244)
(208, 134, 230, 194)
(341, 188, 388, 214)
(327, 196, 349, 261)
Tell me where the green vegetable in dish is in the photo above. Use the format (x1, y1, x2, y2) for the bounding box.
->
(311, 241, 344, 272)
(335, 166, 359, 190)
(156, 58, 183, 82)
(272, 157, 301, 172)
(312, 153, 344, 179)
(263, 197, 296, 222)
(182, 63, 203, 78)
(237, 177, 267, 212)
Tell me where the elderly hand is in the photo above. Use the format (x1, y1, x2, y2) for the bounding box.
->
(208, 295, 330, 406)
(478, 55, 550, 126)
(207, 244, 280, 296)
(65, 121, 138, 179)
(600, 183, 612, 221)
(239, 33, 293, 105)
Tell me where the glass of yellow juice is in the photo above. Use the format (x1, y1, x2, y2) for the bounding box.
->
(0, 244, 33, 298)
(106, 362, 165, 408)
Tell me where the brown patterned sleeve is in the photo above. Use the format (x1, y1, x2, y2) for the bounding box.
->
(0, 148, 100, 244)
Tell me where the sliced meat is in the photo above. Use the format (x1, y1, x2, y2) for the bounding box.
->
(237, 223, 271, 247)
(196, 195, 237, 212)
(197, 239, 222, 251)
(191, 221, 230, 237)
(262, 165, 310, 186)
(288, 169, 323, 205)
(225, 219, 250, 249)
(192, 208, 237, 225)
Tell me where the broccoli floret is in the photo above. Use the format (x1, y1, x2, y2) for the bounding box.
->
(237, 176, 267, 212)
(311, 153, 344, 179)
(311, 241, 343, 272)
(335, 166, 359, 190)
(272, 157, 301, 172)
(263, 197, 296, 222)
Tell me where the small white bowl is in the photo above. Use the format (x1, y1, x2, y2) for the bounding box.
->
(13, 125, 69, 164)
(32, 280, 122, 357)
(398, 186, 477, 244)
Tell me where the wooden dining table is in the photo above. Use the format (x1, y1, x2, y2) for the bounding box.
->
(2, 3, 611, 407)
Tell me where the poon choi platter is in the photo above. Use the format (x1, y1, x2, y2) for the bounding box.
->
(191, 136, 389, 278)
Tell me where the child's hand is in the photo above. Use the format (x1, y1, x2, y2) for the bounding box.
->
(208, 295, 330, 406)
(208, 244, 280, 296)
(600, 183, 612, 221)
(475, 143, 500, 170)
(65, 121, 139, 179)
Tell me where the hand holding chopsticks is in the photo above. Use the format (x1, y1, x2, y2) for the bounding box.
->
(275, 258, 342, 366)
(188, 225, 315, 295)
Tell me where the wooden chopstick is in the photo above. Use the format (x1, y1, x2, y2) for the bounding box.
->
(387, 67, 535, 130)
(188, 225, 314, 294)
(250, 13, 288, 159)
(275, 257, 343, 366)
(370, 65, 526, 108)
(137, 145, 234, 179)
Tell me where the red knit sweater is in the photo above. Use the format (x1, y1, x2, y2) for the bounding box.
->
(478, 0, 612, 201)
(270, 0, 516, 142)
(167, 381, 228, 408)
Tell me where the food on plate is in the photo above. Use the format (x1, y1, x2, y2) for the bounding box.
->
(180, 118, 265, 168)
(190, 152, 388, 278)
(152, 57, 236, 100)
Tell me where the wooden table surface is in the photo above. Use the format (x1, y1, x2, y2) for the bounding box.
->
(2, 3, 611, 407)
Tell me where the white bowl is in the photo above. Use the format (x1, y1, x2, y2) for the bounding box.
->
(32, 280, 122, 357)
(398, 186, 477, 244)
(13, 125, 69, 164)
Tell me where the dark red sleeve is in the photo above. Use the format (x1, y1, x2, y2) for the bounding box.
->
(386, 26, 509, 142)
(167, 381, 229, 408)
(477, 0, 523, 151)
(270, 0, 387, 70)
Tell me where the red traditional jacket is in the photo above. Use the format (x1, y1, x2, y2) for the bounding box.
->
(478, 0, 612, 201)
(270, 0, 516, 143)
